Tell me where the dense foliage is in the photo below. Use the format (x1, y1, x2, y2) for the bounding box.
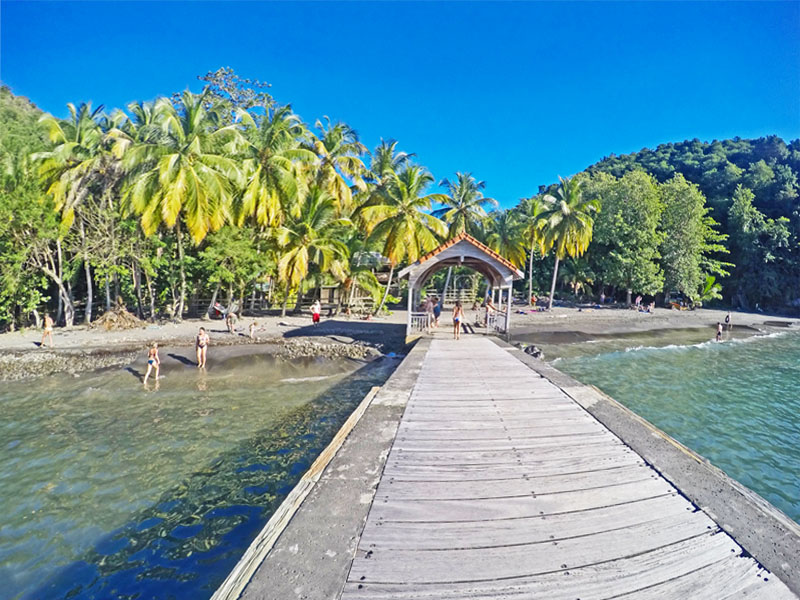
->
(587, 137, 800, 307)
(1, 70, 798, 331)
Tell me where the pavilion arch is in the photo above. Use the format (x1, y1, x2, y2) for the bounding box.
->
(398, 233, 524, 339)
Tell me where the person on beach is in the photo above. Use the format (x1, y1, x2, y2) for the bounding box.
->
(432, 297, 441, 328)
(249, 321, 257, 339)
(716, 322, 723, 342)
(725, 312, 731, 330)
(143, 343, 160, 385)
(40, 313, 54, 348)
(635, 295, 642, 310)
(453, 301, 464, 340)
(599, 291, 605, 305)
(226, 312, 237, 334)
(311, 299, 321, 326)
(196, 327, 210, 368)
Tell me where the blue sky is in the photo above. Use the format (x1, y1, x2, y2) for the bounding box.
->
(2, 1, 799, 206)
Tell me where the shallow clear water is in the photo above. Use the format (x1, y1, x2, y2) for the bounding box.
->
(0, 351, 397, 600)
(547, 329, 800, 524)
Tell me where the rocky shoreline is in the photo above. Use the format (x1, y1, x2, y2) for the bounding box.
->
(0, 335, 386, 382)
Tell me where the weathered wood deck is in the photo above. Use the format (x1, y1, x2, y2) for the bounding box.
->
(341, 337, 794, 599)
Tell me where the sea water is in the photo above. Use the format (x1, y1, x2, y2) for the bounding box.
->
(0, 352, 398, 600)
(546, 328, 800, 524)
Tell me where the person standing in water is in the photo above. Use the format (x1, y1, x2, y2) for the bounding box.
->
(40, 313, 54, 348)
(311, 299, 321, 326)
(453, 301, 464, 340)
(725, 311, 732, 331)
(143, 343, 160, 385)
(716, 322, 723, 342)
(196, 327, 210, 368)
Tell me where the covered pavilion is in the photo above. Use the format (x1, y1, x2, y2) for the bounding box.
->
(397, 233, 524, 340)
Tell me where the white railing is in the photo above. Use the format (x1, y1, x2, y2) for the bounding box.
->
(409, 311, 431, 334)
(486, 311, 507, 334)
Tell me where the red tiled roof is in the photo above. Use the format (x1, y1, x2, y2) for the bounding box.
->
(414, 233, 523, 275)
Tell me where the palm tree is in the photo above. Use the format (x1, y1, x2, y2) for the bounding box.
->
(367, 139, 414, 186)
(433, 173, 497, 238)
(485, 209, 526, 267)
(121, 90, 241, 318)
(34, 102, 109, 324)
(235, 104, 317, 227)
(358, 165, 448, 314)
(538, 176, 600, 310)
(274, 184, 351, 316)
(432, 172, 497, 305)
(310, 117, 368, 215)
(519, 195, 549, 304)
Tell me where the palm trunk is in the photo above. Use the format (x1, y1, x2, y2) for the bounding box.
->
(133, 265, 144, 318)
(80, 221, 93, 324)
(626, 288, 632, 307)
(175, 220, 187, 321)
(104, 274, 111, 311)
(206, 284, 220, 319)
(440, 266, 453, 310)
(144, 270, 156, 321)
(374, 263, 395, 315)
(528, 249, 534, 304)
(281, 286, 289, 317)
(547, 255, 560, 311)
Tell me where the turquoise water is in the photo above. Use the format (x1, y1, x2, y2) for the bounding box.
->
(0, 351, 397, 600)
(551, 329, 800, 524)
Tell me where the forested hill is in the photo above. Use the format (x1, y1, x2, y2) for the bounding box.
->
(586, 136, 800, 221)
(583, 137, 800, 309)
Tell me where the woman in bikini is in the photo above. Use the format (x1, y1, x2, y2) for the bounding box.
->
(196, 327, 210, 368)
(143, 343, 160, 385)
(453, 301, 464, 340)
(41, 313, 54, 348)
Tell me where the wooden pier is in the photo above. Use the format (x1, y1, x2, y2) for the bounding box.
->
(340, 337, 794, 599)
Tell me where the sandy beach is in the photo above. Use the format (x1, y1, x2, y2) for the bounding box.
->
(0, 305, 796, 381)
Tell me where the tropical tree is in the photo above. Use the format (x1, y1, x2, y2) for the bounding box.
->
(367, 139, 413, 187)
(235, 104, 317, 227)
(310, 117, 367, 214)
(433, 173, 497, 238)
(431, 172, 497, 305)
(121, 90, 241, 318)
(33, 102, 110, 324)
(358, 165, 448, 313)
(538, 176, 601, 310)
(274, 184, 350, 316)
(518, 195, 549, 303)
(559, 257, 595, 298)
(485, 209, 526, 267)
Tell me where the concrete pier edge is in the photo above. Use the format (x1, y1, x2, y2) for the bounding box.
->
(492, 338, 800, 595)
(221, 338, 431, 600)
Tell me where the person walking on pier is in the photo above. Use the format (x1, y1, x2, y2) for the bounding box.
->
(453, 301, 464, 340)
(196, 327, 210, 368)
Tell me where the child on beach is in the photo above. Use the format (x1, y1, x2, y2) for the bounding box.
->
(40, 313, 54, 348)
(143, 343, 160, 384)
(196, 327, 210, 368)
(226, 312, 237, 334)
(311, 300, 321, 326)
(249, 321, 257, 339)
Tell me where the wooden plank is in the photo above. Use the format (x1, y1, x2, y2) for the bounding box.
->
(369, 477, 673, 523)
(340, 532, 742, 599)
(358, 493, 692, 550)
(375, 462, 653, 501)
(348, 511, 713, 584)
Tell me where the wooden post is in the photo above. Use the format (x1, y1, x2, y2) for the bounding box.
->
(406, 278, 413, 338)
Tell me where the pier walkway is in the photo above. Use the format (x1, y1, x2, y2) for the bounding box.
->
(340, 337, 793, 599)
